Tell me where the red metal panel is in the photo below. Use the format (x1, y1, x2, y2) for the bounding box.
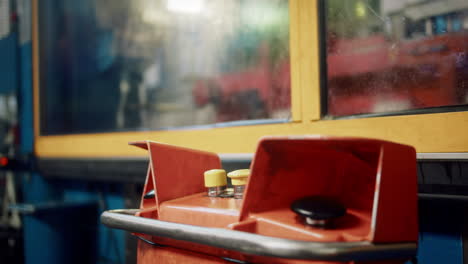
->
(239, 137, 379, 242)
(132, 140, 221, 209)
(133, 136, 417, 263)
(371, 143, 418, 242)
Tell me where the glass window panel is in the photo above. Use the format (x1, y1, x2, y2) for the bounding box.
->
(39, 0, 290, 135)
(325, 0, 468, 117)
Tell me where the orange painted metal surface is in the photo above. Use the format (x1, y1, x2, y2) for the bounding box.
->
(133, 136, 418, 263)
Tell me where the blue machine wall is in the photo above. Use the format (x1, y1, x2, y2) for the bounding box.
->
(0, 33, 18, 94)
(13, 1, 126, 263)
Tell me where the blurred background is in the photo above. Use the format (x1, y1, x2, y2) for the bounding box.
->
(0, 0, 468, 263)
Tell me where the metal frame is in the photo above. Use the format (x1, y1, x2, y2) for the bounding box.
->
(101, 209, 417, 262)
(416, 153, 468, 160)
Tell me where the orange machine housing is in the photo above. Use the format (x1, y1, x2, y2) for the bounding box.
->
(131, 136, 418, 264)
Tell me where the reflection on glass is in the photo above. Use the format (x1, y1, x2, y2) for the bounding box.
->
(326, 0, 468, 116)
(39, 0, 290, 134)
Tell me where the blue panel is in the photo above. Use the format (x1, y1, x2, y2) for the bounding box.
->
(18, 23, 127, 264)
(19, 23, 102, 264)
(19, 38, 63, 260)
(61, 182, 126, 264)
(19, 42, 33, 154)
(96, 187, 125, 264)
(0, 33, 18, 94)
(60, 182, 126, 263)
(419, 232, 463, 263)
(21, 173, 61, 264)
(416, 200, 464, 264)
(21, 176, 108, 264)
(22, 216, 65, 263)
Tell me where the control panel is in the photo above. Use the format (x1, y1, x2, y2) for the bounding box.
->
(102, 136, 419, 264)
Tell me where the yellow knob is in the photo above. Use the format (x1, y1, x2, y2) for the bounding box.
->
(227, 169, 250, 186)
(204, 169, 227, 187)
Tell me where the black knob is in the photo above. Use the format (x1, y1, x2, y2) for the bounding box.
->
(291, 196, 346, 228)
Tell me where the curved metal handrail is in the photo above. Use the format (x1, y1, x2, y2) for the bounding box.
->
(101, 209, 417, 261)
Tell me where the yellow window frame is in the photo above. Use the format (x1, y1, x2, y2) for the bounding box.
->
(33, 0, 468, 158)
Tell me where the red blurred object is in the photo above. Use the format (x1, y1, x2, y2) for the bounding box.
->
(193, 44, 291, 121)
(328, 36, 390, 77)
(327, 33, 468, 116)
(0, 157, 9, 167)
(10, 13, 18, 23)
(119, 136, 418, 264)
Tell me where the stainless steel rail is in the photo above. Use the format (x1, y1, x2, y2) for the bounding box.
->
(101, 209, 417, 261)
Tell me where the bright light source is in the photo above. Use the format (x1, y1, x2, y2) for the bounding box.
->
(167, 0, 204, 14)
(355, 1, 367, 18)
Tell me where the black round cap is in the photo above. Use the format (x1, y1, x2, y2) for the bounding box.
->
(291, 196, 346, 220)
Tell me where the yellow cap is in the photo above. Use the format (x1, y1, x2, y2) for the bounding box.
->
(204, 169, 227, 187)
(227, 169, 250, 186)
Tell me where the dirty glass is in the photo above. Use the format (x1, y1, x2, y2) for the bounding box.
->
(325, 0, 468, 116)
(38, 0, 290, 135)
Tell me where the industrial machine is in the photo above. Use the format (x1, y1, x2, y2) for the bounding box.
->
(102, 136, 418, 263)
(25, 0, 468, 263)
